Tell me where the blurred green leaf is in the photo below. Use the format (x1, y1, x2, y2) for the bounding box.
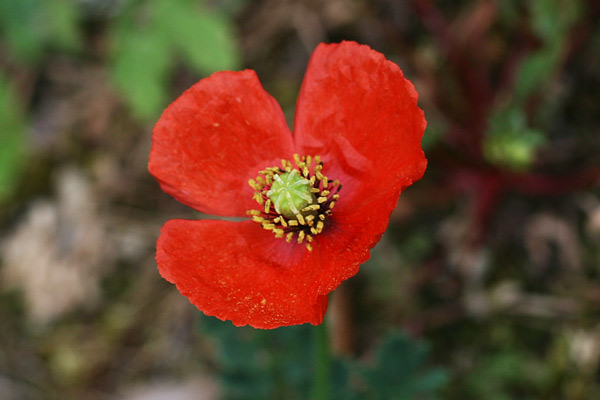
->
(358, 332, 448, 400)
(154, 0, 240, 74)
(0, 0, 44, 62)
(108, 0, 240, 120)
(0, 76, 27, 203)
(513, 0, 581, 103)
(110, 29, 172, 120)
(0, 0, 80, 63)
(484, 108, 545, 171)
(202, 317, 313, 400)
(45, 0, 81, 52)
(463, 350, 551, 400)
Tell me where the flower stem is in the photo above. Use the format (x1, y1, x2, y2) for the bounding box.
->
(312, 321, 331, 400)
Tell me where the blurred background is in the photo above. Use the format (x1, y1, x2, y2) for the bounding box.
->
(1, 0, 600, 399)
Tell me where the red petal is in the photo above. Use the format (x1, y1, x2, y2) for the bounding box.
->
(149, 70, 294, 217)
(157, 219, 329, 329)
(293, 41, 427, 213)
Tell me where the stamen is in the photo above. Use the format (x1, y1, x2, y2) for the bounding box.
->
(248, 154, 342, 252)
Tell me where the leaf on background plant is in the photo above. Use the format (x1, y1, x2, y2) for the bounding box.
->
(513, 0, 581, 103)
(153, 0, 240, 73)
(0, 0, 80, 63)
(358, 332, 448, 400)
(201, 317, 313, 400)
(0, 0, 44, 62)
(0, 76, 27, 203)
(110, 29, 172, 120)
(463, 350, 551, 400)
(44, 0, 81, 52)
(484, 108, 545, 171)
(108, 0, 240, 120)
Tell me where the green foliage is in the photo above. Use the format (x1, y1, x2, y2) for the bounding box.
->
(202, 318, 447, 400)
(484, 0, 583, 171)
(484, 108, 545, 171)
(0, 77, 27, 204)
(354, 333, 448, 400)
(463, 351, 550, 400)
(513, 0, 581, 103)
(109, 0, 241, 120)
(0, 0, 80, 63)
(111, 28, 172, 121)
(202, 318, 313, 400)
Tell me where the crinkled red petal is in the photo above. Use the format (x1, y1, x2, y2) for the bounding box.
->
(149, 70, 294, 217)
(157, 219, 329, 329)
(292, 41, 427, 283)
(294, 41, 427, 208)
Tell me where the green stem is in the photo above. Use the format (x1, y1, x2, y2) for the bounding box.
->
(312, 321, 331, 400)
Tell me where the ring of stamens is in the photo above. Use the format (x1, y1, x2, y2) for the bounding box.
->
(247, 154, 341, 251)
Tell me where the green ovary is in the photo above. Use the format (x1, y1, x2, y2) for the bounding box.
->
(267, 170, 314, 218)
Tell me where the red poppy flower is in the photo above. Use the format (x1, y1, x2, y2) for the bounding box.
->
(149, 41, 427, 329)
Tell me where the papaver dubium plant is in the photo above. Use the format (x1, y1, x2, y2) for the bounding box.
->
(149, 41, 427, 329)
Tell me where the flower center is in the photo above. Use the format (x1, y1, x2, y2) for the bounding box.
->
(267, 170, 314, 218)
(247, 154, 341, 251)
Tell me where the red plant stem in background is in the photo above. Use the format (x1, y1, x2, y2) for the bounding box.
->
(504, 167, 600, 197)
(413, 0, 600, 249)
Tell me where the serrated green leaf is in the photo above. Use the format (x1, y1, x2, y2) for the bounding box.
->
(0, 76, 27, 203)
(110, 28, 172, 119)
(360, 332, 448, 400)
(153, 0, 240, 73)
(201, 317, 313, 400)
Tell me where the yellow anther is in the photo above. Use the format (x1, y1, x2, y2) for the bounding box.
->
(302, 204, 320, 212)
(249, 179, 261, 190)
(316, 221, 324, 233)
(249, 153, 340, 251)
